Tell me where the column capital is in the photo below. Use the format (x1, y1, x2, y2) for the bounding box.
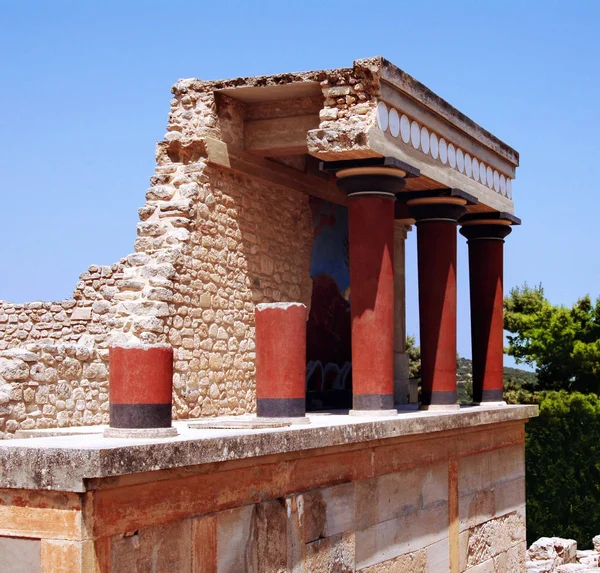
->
(459, 212, 521, 241)
(401, 188, 477, 223)
(321, 156, 419, 199)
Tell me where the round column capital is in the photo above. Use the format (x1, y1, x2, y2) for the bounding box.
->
(407, 197, 467, 223)
(459, 219, 513, 241)
(336, 166, 406, 199)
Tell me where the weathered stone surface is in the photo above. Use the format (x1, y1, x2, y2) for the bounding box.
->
(357, 549, 427, 572)
(305, 531, 355, 573)
(0, 359, 29, 381)
(0, 349, 40, 362)
(464, 511, 525, 568)
(0, 536, 41, 573)
(356, 462, 448, 530)
(110, 520, 192, 573)
(0, 407, 536, 491)
(216, 505, 257, 573)
(304, 482, 355, 542)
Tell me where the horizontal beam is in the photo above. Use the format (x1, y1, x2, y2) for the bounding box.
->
(203, 138, 346, 206)
(244, 115, 320, 157)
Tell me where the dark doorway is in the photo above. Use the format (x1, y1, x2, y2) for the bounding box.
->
(306, 198, 352, 410)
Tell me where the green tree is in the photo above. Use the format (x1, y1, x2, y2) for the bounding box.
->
(526, 391, 600, 547)
(504, 284, 600, 393)
(406, 335, 421, 379)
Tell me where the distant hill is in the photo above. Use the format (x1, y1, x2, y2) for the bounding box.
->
(456, 357, 537, 403)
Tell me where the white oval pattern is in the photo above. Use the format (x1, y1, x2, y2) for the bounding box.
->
(472, 158, 480, 182)
(430, 132, 439, 160)
(410, 121, 420, 149)
(448, 144, 456, 168)
(400, 114, 411, 143)
(377, 102, 389, 132)
(456, 148, 464, 173)
(420, 126, 430, 155)
(439, 138, 448, 164)
(376, 102, 514, 198)
(389, 108, 400, 137)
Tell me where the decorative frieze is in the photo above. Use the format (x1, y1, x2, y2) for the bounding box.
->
(377, 102, 513, 199)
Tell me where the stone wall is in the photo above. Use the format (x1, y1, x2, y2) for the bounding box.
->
(0, 411, 530, 572)
(0, 344, 109, 433)
(0, 75, 314, 437)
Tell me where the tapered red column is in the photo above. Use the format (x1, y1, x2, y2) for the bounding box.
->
(336, 165, 407, 413)
(460, 218, 515, 404)
(408, 198, 467, 409)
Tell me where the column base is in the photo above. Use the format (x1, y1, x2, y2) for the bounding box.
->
(189, 417, 310, 429)
(104, 427, 178, 439)
(257, 398, 306, 418)
(474, 401, 507, 407)
(349, 409, 398, 417)
(419, 404, 461, 411)
(396, 403, 419, 411)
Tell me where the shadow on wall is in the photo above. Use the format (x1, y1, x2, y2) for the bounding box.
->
(170, 160, 314, 418)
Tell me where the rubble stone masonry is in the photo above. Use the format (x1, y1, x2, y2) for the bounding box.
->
(0, 71, 317, 437)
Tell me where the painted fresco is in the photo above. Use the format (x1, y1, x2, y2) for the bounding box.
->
(306, 198, 352, 409)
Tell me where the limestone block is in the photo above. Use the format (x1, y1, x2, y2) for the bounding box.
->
(303, 482, 355, 543)
(594, 537, 600, 553)
(556, 564, 588, 571)
(356, 549, 427, 572)
(356, 463, 448, 530)
(110, 520, 192, 573)
(356, 503, 448, 570)
(0, 358, 29, 381)
(0, 384, 11, 404)
(554, 538, 578, 564)
(427, 538, 450, 572)
(494, 476, 526, 518)
(305, 531, 355, 573)
(529, 538, 561, 561)
(459, 445, 525, 498)
(0, 535, 41, 573)
(216, 505, 257, 573)
(146, 185, 175, 201)
(0, 349, 40, 362)
(255, 499, 288, 572)
(57, 358, 82, 381)
(577, 550, 600, 567)
(464, 511, 526, 568)
(70, 307, 92, 321)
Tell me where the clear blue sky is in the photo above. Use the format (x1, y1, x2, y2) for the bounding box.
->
(1, 0, 599, 365)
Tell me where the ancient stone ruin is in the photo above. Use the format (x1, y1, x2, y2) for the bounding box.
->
(0, 57, 536, 572)
(527, 536, 600, 572)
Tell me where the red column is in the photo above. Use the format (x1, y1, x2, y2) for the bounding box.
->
(347, 195, 396, 411)
(460, 222, 512, 403)
(255, 302, 307, 417)
(108, 344, 174, 431)
(334, 166, 407, 413)
(408, 199, 467, 409)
